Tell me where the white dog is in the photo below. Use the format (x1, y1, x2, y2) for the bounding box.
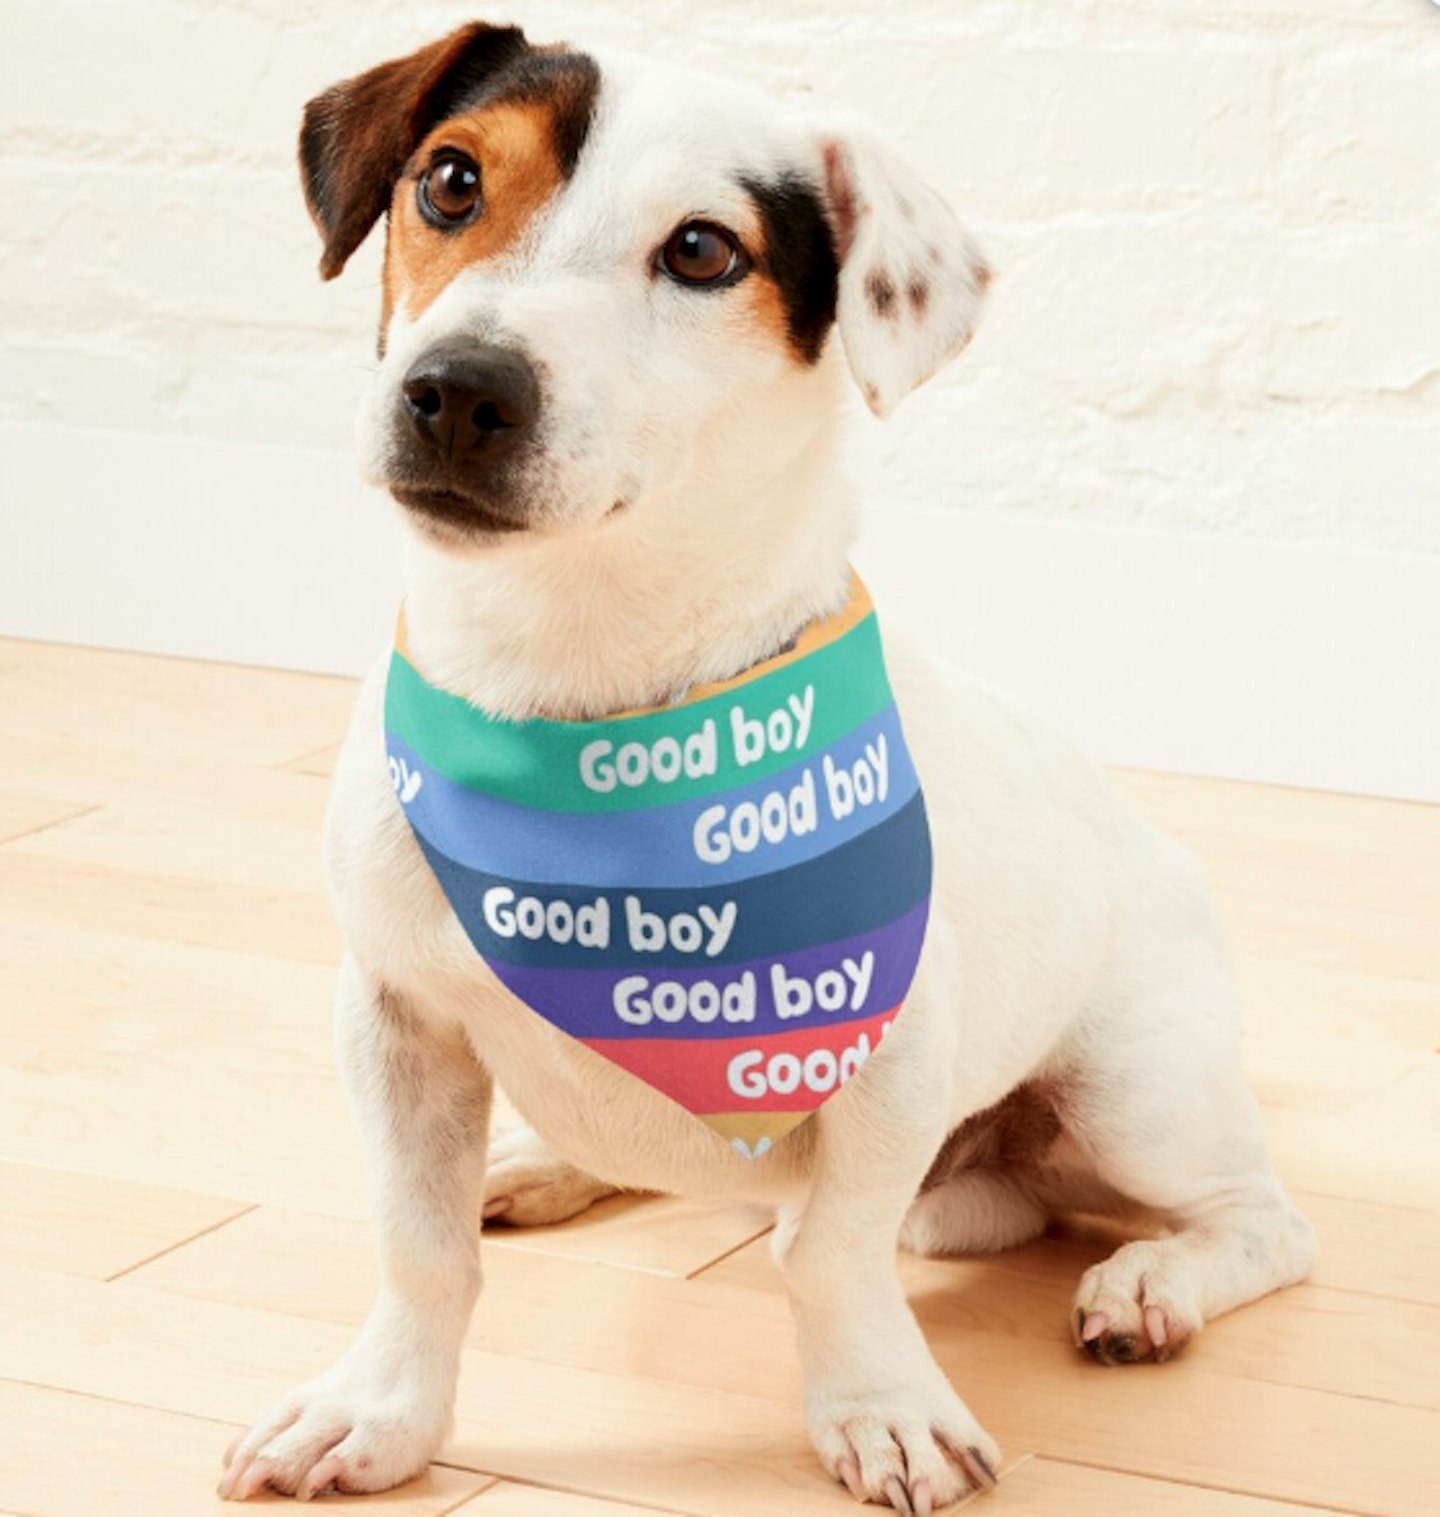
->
(221, 21, 1315, 1511)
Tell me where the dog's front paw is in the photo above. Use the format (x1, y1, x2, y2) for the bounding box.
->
(218, 1368, 450, 1501)
(808, 1380, 1000, 1513)
(483, 1122, 619, 1226)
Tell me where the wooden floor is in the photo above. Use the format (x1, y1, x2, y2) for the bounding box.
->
(1, 636, 1436, 1517)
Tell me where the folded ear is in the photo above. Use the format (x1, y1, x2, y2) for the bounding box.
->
(298, 22, 528, 279)
(819, 123, 991, 418)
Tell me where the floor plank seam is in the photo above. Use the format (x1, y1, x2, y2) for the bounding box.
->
(0, 804, 104, 849)
(432, 1475, 503, 1515)
(432, 1464, 702, 1517)
(104, 1202, 262, 1283)
(681, 1224, 776, 1282)
(1293, 1185, 1440, 1218)
(0, 1374, 240, 1431)
(271, 739, 344, 774)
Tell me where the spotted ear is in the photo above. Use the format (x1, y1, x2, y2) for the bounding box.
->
(298, 22, 529, 279)
(819, 125, 991, 418)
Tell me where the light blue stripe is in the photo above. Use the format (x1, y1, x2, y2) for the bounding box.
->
(386, 702, 915, 889)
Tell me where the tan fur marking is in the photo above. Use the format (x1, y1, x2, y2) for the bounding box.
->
(742, 271, 795, 354)
(920, 1082, 1063, 1193)
(386, 100, 567, 322)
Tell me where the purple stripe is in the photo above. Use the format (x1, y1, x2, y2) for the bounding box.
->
(485, 898, 929, 1042)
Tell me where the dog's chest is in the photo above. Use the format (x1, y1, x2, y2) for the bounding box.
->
(326, 669, 814, 1197)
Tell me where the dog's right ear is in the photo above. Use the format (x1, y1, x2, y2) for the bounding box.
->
(299, 23, 529, 280)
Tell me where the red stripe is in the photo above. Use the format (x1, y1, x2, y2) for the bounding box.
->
(581, 1005, 899, 1113)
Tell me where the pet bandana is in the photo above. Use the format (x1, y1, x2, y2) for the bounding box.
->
(384, 574, 931, 1158)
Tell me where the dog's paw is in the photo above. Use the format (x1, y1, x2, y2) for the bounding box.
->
(218, 1372, 448, 1501)
(483, 1123, 620, 1226)
(809, 1381, 1000, 1513)
(1071, 1239, 1203, 1365)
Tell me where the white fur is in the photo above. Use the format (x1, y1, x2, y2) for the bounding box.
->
(224, 37, 1315, 1512)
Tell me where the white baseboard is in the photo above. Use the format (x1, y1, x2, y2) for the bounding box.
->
(4, 421, 1437, 803)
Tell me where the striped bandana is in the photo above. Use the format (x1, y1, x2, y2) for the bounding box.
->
(384, 574, 931, 1159)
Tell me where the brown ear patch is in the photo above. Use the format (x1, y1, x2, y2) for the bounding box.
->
(299, 28, 598, 294)
(299, 24, 530, 280)
(865, 269, 898, 320)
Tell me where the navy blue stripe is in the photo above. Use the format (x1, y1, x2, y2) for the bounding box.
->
(417, 789, 931, 970)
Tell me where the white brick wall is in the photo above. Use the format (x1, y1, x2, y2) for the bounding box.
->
(3, 0, 1437, 550)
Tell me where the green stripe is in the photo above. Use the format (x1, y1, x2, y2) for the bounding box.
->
(386, 611, 894, 814)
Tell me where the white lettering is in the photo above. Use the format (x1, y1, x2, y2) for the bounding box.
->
(579, 722, 717, 794)
(725, 1024, 885, 1101)
(692, 770, 818, 865)
(614, 971, 757, 1029)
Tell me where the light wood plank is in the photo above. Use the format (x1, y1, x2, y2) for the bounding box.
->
(701, 1223, 1440, 1412)
(1361, 1057, 1440, 1135)
(132, 1206, 804, 1404)
(133, 1201, 1440, 1412)
(1263, 1107, 1440, 1212)
(0, 1161, 250, 1280)
(946, 1456, 1335, 1516)
(1235, 955, 1440, 1057)
(1242, 1028, 1427, 1113)
(0, 792, 95, 845)
(482, 1189, 771, 1278)
(0, 849, 338, 963)
(0, 1260, 1029, 1517)
(1111, 767, 1440, 899)
(0, 924, 367, 1217)
(7, 792, 329, 895)
(0, 1380, 492, 1517)
(285, 742, 340, 778)
(1300, 1192, 1440, 1307)
(0, 637, 355, 773)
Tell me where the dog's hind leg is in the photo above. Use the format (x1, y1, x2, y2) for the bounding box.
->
(221, 959, 491, 1500)
(483, 1118, 622, 1225)
(899, 1083, 1062, 1256)
(1062, 932, 1315, 1364)
(901, 1170, 1048, 1256)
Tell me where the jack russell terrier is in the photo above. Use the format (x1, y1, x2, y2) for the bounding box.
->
(221, 20, 1316, 1511)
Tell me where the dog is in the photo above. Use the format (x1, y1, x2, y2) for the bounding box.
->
(220, 19, 1316, 1510)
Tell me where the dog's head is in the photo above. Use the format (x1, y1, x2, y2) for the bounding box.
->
(300, 22, 989, 548)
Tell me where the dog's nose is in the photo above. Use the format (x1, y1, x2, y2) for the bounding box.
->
(400, 342, 539, 463)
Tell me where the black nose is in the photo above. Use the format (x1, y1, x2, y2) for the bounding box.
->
(401, 341, 540, 463)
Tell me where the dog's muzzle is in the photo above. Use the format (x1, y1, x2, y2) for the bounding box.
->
(389, 339, 541, 533)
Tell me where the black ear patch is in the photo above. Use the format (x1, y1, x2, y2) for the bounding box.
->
(741, 171, 840, 364)
(473, 49, 600, 176)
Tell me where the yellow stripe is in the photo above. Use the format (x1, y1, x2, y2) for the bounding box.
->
(700, 1111, 815, 1147)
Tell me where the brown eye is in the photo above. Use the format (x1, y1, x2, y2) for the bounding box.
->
(659, 222, 748, 287)
(419, 153, 482, 226)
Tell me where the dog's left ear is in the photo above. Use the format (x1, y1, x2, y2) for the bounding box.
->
(818, 125, 991, 418)
(299, 22, 529, 279)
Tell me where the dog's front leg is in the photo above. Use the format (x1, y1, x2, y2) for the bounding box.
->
(220, 957, 490, 1501)
(779, 1059, 1001, 1514)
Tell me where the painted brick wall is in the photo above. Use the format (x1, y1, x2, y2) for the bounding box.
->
(3, 0, 1438, 551)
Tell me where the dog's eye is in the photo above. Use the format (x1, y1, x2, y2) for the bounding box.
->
(659, 222, 749, 287)
(419, 153, 482, 226)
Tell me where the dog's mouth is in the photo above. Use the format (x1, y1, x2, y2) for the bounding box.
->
(389, 485, 530, 537)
